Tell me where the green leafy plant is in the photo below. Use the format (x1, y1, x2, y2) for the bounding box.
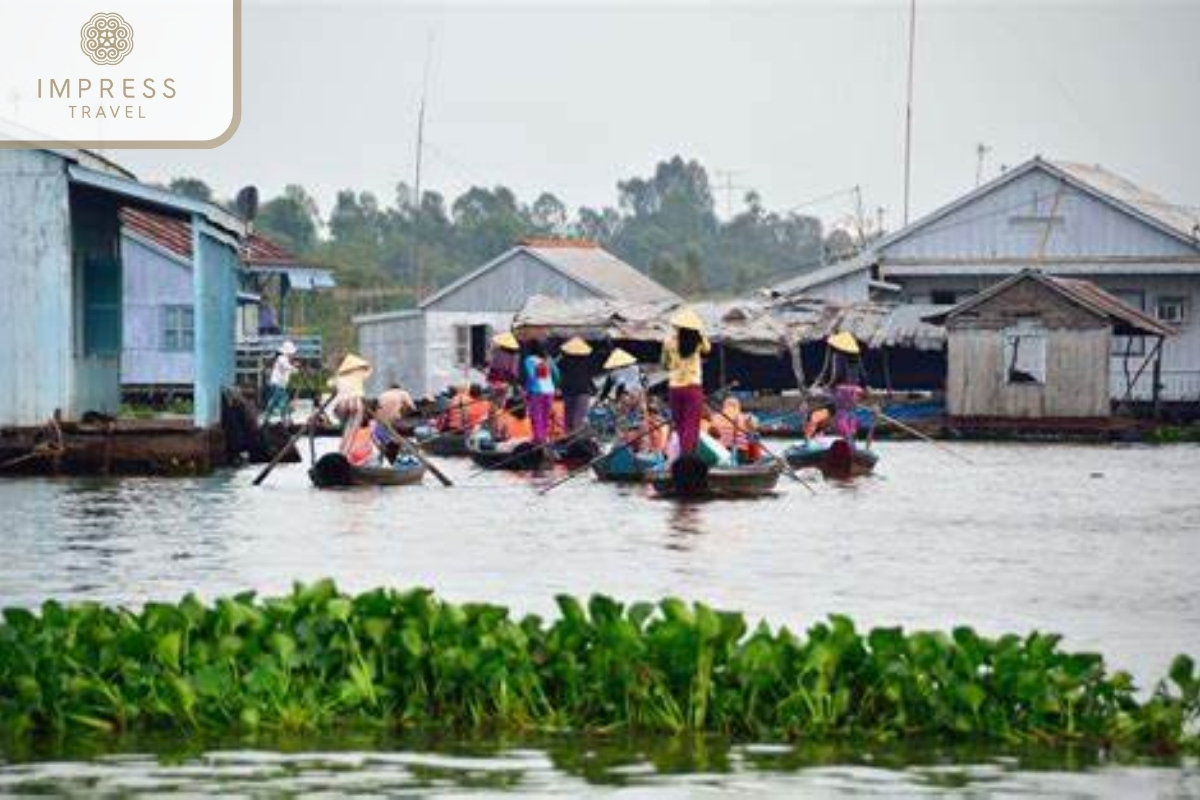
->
(0, 582, 1195, 754)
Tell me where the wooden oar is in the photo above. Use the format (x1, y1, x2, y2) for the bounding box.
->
(873, 408, 974, 464)
(253, 392, 337, 486)
(539, 416, 672, 495)
(707, 400, 816, 495)
(369, 411, 454, 487)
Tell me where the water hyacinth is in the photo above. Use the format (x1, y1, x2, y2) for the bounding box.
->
(0, 581, 1196, 753)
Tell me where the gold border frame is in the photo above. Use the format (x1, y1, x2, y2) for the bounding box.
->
(0, 0, 241, 149)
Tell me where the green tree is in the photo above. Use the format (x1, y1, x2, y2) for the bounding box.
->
(169, 177, 214, 203)
(257, 185, 320, 254)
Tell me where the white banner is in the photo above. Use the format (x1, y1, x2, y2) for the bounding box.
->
(0, 0, 240, 147)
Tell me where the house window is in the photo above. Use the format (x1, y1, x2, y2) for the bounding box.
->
(1110, 290, 1146, 357)
(162, 305, 195, 352)
(82, 256, 121, 357)
(452, 323, 493, 368)
(1156, 296, 1188, 326)
(1003, 318, 1046, 385)
(931, 289, 958, 305)
(453, 325, 471, 367)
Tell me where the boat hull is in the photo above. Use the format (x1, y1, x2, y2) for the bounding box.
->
(785, 438, 878, 478)
(651, 458, 782, 499)
(309, 452, 427, 488)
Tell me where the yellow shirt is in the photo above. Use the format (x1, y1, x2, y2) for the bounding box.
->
(661, 334, 711, 388)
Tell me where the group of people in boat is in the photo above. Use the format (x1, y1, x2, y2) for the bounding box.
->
(260, 306, 873, 472)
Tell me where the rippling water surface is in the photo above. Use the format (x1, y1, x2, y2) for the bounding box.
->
(1, 441, 1198, 796)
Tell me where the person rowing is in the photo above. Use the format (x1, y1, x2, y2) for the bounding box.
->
(330, 354, 372, 456)
(660, 308, 710, 457)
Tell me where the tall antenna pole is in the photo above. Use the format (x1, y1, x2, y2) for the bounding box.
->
(411, 34, 433, 303)
(902, 0, 916, 226)
(975, 143, 991, 186)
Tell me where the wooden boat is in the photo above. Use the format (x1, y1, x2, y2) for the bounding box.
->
(416, 430, 471, 457)
(591, 444, 666, 483)
(468, 440, 550, 471)
(469, 435, 600, 472)
(650, 456, 782, 499)
(309, 452, 427, 488)
(785, 437, 878, 478)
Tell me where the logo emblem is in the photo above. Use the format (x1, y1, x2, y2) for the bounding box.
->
(80, 12, 134, 65)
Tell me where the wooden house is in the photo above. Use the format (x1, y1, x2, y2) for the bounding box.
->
(118, 208, 334, 399)
(928, 270, 1174, 422)
(0, 149, 243, 431)
(769, 156, 1200, 406)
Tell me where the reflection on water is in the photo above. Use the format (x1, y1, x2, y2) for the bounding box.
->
(1, 731, 1197, 797)
(2, 442, 1200, 794)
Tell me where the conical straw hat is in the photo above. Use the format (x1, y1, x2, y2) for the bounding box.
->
(336, 353, 372, 375)
(603, 348, 637, 370)
(492, 331, 519, 351)
(669, 307, 704, 332)
(827, 331, 860, 355)
(561, 337, 593, 356)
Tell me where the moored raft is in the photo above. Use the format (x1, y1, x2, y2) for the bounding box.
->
(309, 452, 427, 488)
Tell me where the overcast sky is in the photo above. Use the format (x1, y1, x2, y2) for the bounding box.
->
(115, 0, 1200, 232)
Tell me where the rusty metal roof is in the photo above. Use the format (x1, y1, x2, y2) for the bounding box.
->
(925, 269, 1176, 337)
(513, 294, 949, 355)
(120, 207, 193, 260)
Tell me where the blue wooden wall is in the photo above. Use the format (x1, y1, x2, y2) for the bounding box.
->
(192, 219, 239, 426)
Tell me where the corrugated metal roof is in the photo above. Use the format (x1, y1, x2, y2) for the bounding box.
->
(1051, 161, 1200, 244)
(419, 241, 678, 309)
(524, 243, 680, 303)
(926, 269, 1175, 337)
(243, 233, 299, 265)
(765, 254, 870, 296)
(120, 207, 193, 259)
(513, 294, 948, 355)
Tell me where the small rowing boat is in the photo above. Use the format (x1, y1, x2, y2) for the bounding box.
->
(309, 452, 427, 488)
(468, 434, 601, 472)
(650, 455, 782, 499)
(785, 437, 878, 478)
(415, 429, 471, 457)
(591, 444, 666, 483)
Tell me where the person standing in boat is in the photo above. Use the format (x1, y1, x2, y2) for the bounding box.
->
(262, 340, 300, 424)
(330, 353, 372, 455)
(485, 331, 522, 408)
(557, 337, 594, 434)
(660, 308, 710, 456)
(827, 331, 865, 441)
(522, 339, 559, 444)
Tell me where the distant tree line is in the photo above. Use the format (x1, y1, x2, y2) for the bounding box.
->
(167, 156, 877, 354)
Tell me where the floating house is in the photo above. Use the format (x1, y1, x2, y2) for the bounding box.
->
(356, 239, 678, 396)
(0, 149, 244, 473)
(774, 157, 1200, 404)
(927, 270, 1174, 425)
(119, 208, 334, 399)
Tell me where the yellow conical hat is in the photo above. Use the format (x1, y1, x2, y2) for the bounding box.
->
(336, 353, 372, 375)
(492, 331, 519, 351)
(669, 307, 704, 332)
(827, 331, 860, 355)
(603, 348, 637, 370)
(561, 337, 593, 356)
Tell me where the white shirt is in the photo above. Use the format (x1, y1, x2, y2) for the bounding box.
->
(269, 354, 298, 388)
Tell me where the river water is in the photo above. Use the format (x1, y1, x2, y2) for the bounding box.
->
(1, 442, 1198, 796)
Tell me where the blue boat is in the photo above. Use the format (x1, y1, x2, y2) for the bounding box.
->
(592, 444, 667, 483)
(785, 437, 879, 478)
